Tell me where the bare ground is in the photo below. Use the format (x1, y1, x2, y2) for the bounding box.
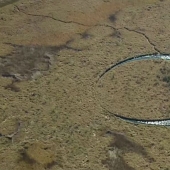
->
(0, 0, 170, 169)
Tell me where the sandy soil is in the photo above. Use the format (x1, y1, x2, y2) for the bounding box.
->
(0, 0, 170, 169)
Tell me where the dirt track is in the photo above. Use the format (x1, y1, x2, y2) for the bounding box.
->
(0, 0, 170, 169)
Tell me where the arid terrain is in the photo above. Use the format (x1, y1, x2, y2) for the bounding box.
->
(0, 0, 170, 169)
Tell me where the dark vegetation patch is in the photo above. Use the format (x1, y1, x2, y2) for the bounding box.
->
(19, 150, 58, 169)
(102, 152, 135, 170)
(0, 43, 63, 81)
(18, 143, 63, 169)
(19, 150, 37, 165)
(162, 76, 170, 83)
(158, 62, 170, 87)
(110, 30, 121, 38)
(102, 130, 154, 170)
(4, 80, 20, 92)
(108, 14, 117, 23)
(80, 31, 92, 39)
(0, 41, 82, 91)
(0, 0, 19, 8)
(46, 161, 58, 169)
(107, 131, 151, 159)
